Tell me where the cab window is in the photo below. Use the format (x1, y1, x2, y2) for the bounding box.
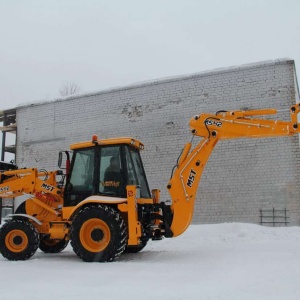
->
(99, 146, 125, 197)
(65, 147, 95, 206)
(125, 146, 151, 198)
(69, 148, 94, 192)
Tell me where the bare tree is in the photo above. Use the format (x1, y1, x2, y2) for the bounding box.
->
(59, 81, 80, 97)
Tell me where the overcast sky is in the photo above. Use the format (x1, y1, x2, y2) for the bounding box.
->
(0, 0, 299, 111)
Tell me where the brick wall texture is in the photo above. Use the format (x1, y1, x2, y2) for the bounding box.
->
(16, 59, 300, 225)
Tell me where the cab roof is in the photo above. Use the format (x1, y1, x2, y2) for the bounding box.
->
(70, 136, 144, 151)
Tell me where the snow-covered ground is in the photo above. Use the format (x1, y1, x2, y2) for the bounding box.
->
(0, 223, 300, 300)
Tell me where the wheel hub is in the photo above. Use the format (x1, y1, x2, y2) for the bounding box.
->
(91, 228, 104, 242)
(5, 229, 29, 253)
(79, 218, 111, 252)
(13, 236, 23, 245)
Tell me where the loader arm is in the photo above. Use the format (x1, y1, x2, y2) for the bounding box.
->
(167, 104, 300, 237)
(0, 168, 63, 216)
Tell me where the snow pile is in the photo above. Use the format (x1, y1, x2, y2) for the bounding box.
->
(0, 223, 300, 300)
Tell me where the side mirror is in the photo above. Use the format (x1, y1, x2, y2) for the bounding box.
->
(58, 152, 62, 168)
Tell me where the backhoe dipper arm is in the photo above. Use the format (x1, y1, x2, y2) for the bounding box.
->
(167, 104, 300, 237)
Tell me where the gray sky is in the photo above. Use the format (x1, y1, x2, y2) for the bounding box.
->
(0, 0, 299, 110)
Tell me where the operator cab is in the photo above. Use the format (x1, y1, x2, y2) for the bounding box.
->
(64, 137, 151, 206)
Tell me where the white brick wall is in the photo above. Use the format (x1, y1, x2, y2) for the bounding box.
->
(16, 59, 300, 225)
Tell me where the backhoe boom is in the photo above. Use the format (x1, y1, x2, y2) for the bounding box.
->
(167, 104, 300, 237)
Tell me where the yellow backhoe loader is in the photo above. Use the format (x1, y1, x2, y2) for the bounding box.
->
(0, 103, 300, 262)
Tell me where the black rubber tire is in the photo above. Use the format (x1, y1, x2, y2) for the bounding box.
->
(0, 219, 39, 261)
(39, 238, 69, 253)
(70, 204, 127, 262)
(124, 240, 148, 253)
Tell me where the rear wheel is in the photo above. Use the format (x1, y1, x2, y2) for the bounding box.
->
(39, 238, 69, 253)
(70, 204, 127, 262)
(0, 219, 39, 261)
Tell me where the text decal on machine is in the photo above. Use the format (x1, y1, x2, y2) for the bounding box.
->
(187, 169, 197, 188)
(204, 120, 222, 127)
(0, 186, 9, 192)
(41, 183, 55, 192)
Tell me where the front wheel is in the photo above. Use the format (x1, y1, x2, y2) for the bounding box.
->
(70, 204, 127, 262)
(0, 219, 39, 261)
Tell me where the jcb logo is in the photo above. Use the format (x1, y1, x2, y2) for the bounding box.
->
(41, 183, 55, 192)
(0, 186, 9, 192)
(187, 169, 197, 188)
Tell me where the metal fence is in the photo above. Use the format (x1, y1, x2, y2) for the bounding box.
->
(259, 208, 289, 226)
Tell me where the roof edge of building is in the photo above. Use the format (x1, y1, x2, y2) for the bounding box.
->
(16, 58, 294, 110)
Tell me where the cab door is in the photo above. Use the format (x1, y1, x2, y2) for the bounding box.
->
(64, 147, 95, 206)
(99, 146, 126, 198)
(124, 146, 151, 199)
